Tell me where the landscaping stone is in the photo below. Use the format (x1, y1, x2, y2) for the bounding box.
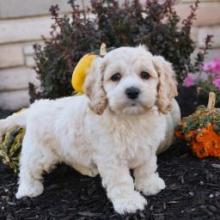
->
(23, 44, 36, 56)
(0, 44, 24, 68)
(175, 2, 220, 27)
(25, 56, 35, 67)
(0, 17, 52, 44)
(0, 90, 30, 110)
(0, 67, 39, 91)
(0, 0, 70, 19)
(197, 26, 220, 48)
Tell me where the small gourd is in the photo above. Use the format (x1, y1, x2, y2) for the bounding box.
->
(71, 53, 97, 93)
(176, 92, 220, 158)
(71, 43, 107, 93)
(0, 127, 24, 173)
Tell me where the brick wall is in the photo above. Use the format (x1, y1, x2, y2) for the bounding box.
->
(0, 0, 220, 110)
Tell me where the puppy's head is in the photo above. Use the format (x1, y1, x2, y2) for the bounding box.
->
(85, 46, 177, 115)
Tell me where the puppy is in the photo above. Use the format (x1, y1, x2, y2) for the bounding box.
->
(0, 46, 180, 214)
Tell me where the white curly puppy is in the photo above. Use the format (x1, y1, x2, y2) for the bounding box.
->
(0, 46, 180, 214)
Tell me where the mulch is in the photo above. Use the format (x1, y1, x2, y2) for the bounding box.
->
(1, 140, 220, 219)
(1, 88, 220, 220)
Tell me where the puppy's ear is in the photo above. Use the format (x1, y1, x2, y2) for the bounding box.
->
(84, 57, 108, 115)
(153, 56, 178, 114)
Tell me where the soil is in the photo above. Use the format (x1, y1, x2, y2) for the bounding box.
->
(1, 142, 220, 220)
(1, 89, 220, 220)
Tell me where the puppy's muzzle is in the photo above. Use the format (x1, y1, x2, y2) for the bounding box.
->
(125, 87, 140, 100)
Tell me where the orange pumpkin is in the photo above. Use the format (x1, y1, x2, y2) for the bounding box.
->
(176, 92, 220, 159)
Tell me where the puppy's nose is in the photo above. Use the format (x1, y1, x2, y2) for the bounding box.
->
(125, 87, 140, 99)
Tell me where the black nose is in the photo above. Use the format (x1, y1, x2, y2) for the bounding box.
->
(125, 87, 140, 99)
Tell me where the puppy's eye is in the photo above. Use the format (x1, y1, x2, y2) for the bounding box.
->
(111, 73, 121, 82)
(140, 71, 151, 80)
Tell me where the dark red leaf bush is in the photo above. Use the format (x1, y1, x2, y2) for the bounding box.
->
(30, 0, 210, 100)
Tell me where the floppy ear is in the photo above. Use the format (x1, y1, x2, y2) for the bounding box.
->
(153, 56, 178, 114)
(84, 57, 108, 115)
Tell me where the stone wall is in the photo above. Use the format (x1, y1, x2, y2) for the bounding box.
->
(0, 0, 220, 110)
(175, 0, 220, 61)
(0, 0, 72, 110)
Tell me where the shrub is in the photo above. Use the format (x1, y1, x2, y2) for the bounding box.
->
(31, 3, 101, 100)
(30, 0, 206, 100)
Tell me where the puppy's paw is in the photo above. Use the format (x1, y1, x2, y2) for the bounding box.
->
(113, 191, 147, 214)
(16, 181, 44, 199)
(135, 173, 165, 196)
(73, 164, 98, 177)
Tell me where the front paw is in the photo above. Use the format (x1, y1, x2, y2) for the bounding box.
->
(135, 173, 165, 196)
(16, 181, 44, 199)
(112, 191, 147, 214)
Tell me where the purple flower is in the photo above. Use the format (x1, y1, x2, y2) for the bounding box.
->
(183, 73, 195, 87)
(213, 78, 220, 90)
(203, 59, 220, 74)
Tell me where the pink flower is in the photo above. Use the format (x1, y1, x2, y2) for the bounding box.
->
(213, 78, 220, 90)
(183, 73, 195, 87)
(203, 59, 220, 74)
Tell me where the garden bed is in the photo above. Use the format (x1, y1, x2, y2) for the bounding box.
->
(1, 117, 220, 219)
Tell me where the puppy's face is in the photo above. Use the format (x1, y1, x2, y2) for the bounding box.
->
(103, 48, 158, 115)
(85, 46, 177, 115)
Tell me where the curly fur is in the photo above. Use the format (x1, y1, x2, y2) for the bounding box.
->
(0, 46, 180, 214)
(84, 57, 108, 115)
(153, 56, 178, 114)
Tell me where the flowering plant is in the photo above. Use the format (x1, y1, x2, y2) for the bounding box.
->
(183, 59, 220, 106)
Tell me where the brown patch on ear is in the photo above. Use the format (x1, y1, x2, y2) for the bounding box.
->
(84, 58, 108, 115)
(153, 56, 178, 114)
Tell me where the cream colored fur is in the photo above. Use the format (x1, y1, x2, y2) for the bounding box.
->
(0, 46, 180, 214)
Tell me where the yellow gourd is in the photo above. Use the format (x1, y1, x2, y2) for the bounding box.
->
(71, 54, 97, 93)
(71, 43, 107, 94)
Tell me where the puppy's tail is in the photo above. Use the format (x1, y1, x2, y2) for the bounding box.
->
(0, 109, 28, 141)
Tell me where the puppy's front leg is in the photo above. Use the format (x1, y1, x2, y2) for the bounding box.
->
(134, 153, 165, 196)
(96, 158, 147, 214)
